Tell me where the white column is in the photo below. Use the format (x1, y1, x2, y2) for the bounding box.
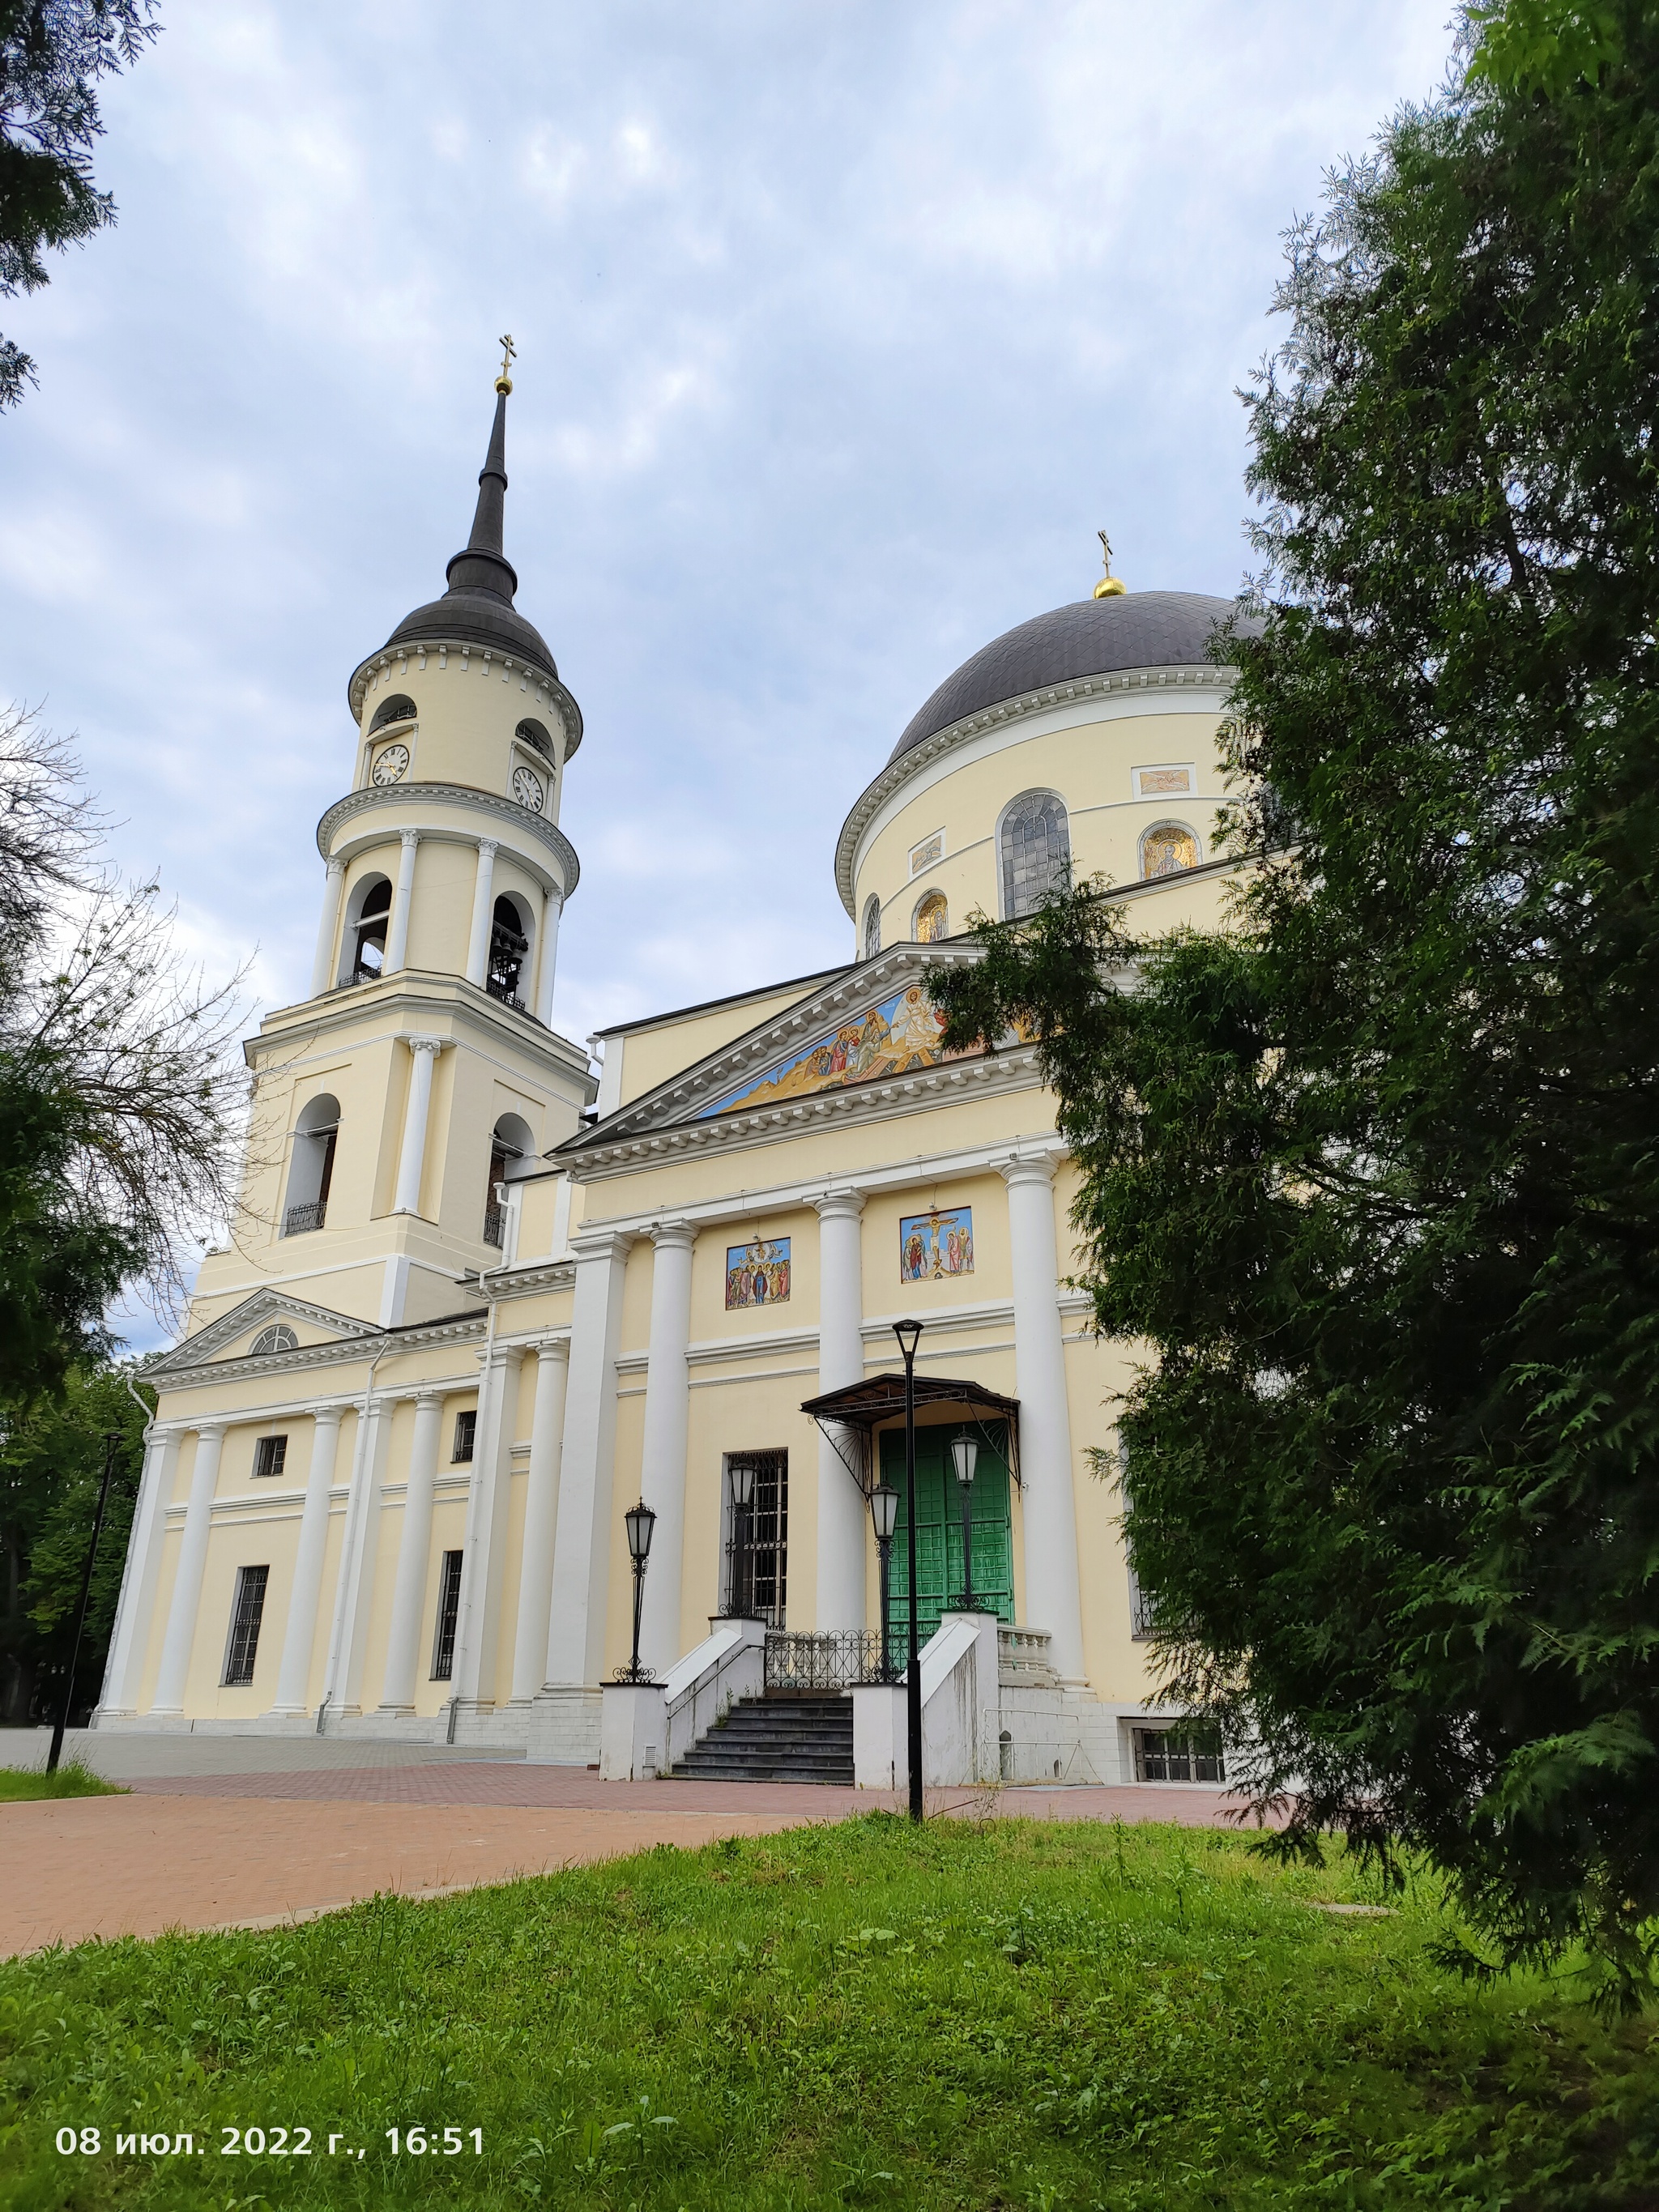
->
(636, 1222, 695, 1677)
(534, 888, 563, 1025)
(311, 858, 347, 997)
(1002, 1155, 1086, 1681)
(546, 1230, 634, 1686)
(320, 1389, 392, 1720)
(271, 1406, 344, 1715)
(150, 1422, 227, 1715)
(385, 829, 420, 974)
(392, 1036, 444, 1215)
(814, 1190, 868, 1631)
(378, 1391, 445, 1713)
(449, 1344, 524, 1708)
(510, 1339, 570, 1701)
(97, 1426, 181, 1717)
(464, 837, 499, 987)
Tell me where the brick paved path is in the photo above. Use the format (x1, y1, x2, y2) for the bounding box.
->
(0, 1749, 1260, 1958)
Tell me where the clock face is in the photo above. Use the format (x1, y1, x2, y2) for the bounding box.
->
(372, 742, 410, 785)
(512, 764, 546, 812)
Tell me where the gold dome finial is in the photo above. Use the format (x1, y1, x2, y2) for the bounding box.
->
(1093, 525, 1127, 598)
(495, 331, 517, 395)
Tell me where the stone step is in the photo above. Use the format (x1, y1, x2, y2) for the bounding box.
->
(672, 1693, 855, 1784)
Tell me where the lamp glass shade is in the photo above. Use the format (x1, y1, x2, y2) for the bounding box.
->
(870, 1483, 899, 1543)
(728, 1460, 756, 1510)
(892, 1318, 923, 1360)
(624, 1498, 657, 1562)
(951, 1434, 979, 1489)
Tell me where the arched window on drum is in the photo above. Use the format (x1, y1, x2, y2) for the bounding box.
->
(339, 873, 392, 986)
(1141, 822, 1201, 879)
(486, 893, 533, 1008)
(283, 1094, 339, 1238)
(912, 891, 948, 944)
(862, 894, 881, 961)
(369, 693, 416, 731)
(484, 1111, 536, 1249)
(1000, 791, 1071, 918)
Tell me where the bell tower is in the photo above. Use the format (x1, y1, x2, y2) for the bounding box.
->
(193, 359, 596, 1334)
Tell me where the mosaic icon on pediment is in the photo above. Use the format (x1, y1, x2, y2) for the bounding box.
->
(726, 1234, 791, 1310)
(701, 983, 974, 1119)
(900, 1205, 974, 1282)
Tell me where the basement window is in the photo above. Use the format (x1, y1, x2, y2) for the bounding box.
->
(1133, 1728, 1225, 1784)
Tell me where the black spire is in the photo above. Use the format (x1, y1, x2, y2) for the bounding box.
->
(443, 385, 519, 604)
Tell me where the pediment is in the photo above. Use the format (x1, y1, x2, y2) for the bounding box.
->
(563, 941, 994, 1154)
(147, 1287, 382, 1376)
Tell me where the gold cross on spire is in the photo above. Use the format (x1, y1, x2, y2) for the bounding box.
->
(1094, 524, 1127, 598)
(495, 333, 517, 394)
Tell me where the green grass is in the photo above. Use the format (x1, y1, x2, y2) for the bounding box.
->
(2, 1817, 1657, 2210)
(0, 1757, 127, 1802)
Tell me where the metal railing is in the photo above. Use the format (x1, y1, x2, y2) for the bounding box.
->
(282, 1201, 326, 1238)
(482, 1201, 505, 1248)
(763, 1629, 887, 1694)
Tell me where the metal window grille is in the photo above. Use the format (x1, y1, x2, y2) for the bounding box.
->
(725, 1450, 787, 1626)
(1000, 791, 1071, 918)
(253, 1434, 288, 1480)
(281, 1201, 326, 1237)
(452, 1411, 476, 1464)
(1133, 1728, 1225, 1784)
(223, 1566, 270, 1686)
(482, 1201, 506, 1248)
(431, 1549, 464, 1680)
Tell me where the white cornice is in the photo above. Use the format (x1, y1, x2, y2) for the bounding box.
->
(315, 780, 581, 900)
(347, 637, 584, 757)
(245, 970, 595, 1085)
(834, 659, 1239, 917)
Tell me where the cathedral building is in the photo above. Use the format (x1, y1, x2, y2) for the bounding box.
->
(97, 377, 1247, 1787)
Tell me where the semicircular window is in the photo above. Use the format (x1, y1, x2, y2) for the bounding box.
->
(369, 693, 417, 731)
(515, 718, 555, 761)
(1141, 823, 1200, 879)
(249, 1323, 298, 1356)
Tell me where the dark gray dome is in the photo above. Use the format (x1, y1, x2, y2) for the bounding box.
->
(384, 589, 558, 680)
(889, 590, 1256, 763)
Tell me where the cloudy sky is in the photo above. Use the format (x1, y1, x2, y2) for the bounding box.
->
(2, 0, 1453, 1333)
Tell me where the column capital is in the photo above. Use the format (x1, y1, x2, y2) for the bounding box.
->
(406, 1033, 447, 1058)
(812, 1187, 867, 1221)
(311, 1404, 346, 1430)
(476, 835, 499, 859)
(532, 1334, 572, 1362)
(414, 1387, 447, 1409)
(476, 1340, 526, 1375)
(399, 826, 421, 850)
(648, 1219, 696, 1252)
(570, 1226, 636, 1264)
(1000, 1152, 1058, 1189)
(195, 1420, 229, 1442)
(324, 854, 346, 878)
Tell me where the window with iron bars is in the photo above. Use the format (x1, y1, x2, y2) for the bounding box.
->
(724, 1450, 787, 1626)
(1133, 1727, 1225, 1784)
(223, 1565, 270, 1686)
(431, 1549, 464, 1680)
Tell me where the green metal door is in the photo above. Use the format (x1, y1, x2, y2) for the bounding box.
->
(881, 1421, 1013, 1665)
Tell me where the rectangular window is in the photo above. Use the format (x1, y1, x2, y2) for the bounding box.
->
(252, 1434, 288, 1481)
(724, 1451, 788, 1627)
(452, 1410, 477, 1464)
(1133, 1728, 1225, 1784)
(431, 1549, 464, 1680)
(222, 1566, 270, 1686)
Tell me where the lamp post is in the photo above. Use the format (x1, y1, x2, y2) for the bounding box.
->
(869, 1482, 898, 1681)
(951, 1430, 979, 1610)
(727, 1458, 756, 1617)
(47, 1430, 123, 1775)
(617, 1498, 657, 1683)
(892, 1317, 923, 1822)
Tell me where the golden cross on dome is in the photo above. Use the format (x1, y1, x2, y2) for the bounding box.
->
(1094, 524, 1127, 599)
(495, 332, 517, 394)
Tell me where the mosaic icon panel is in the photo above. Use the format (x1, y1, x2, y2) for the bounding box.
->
(726, 1234, 791, 1309)
(900, 1205, 974, 1281)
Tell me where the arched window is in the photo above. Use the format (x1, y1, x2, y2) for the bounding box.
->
(862, 895, 881, 960)
(249, 1323, 298, 1356)
(913, 890, 949, 943)
(484, 1111, 536, 1247)
(514, 718, 555, 761)
(369, 693, 417, 731)
(339, 873, 391, 986)
(486, 893, 531, 1008)
(283, 1093, 340, 1238)
(1141, 822, 1200, 879)
(1000, 790, 1071, 918)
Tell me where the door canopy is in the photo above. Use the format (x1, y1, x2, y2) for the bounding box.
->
(800, 1373, 1021, 1497)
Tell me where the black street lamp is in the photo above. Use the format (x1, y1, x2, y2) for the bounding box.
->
(869, 1482, 898, 1681)
(951, 1430, 979, 1610)
(727, 1458, 756, 1617)
(892, 1316, 923, 1822)
(616, 1498, 657, 1683)
(47, 1430, 122, 1775)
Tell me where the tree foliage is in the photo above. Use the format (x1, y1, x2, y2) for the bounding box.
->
(0, 705, 247, 1405)
(932, 0, 1659, 2005)
(0, 0, 159, 408)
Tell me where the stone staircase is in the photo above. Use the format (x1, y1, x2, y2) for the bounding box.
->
(672, 1694, 855, 1784)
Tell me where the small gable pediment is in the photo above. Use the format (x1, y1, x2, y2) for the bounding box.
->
(148, 1288, 382, 1376)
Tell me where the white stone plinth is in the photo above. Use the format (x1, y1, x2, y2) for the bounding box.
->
(600, 1681, 668, 1780)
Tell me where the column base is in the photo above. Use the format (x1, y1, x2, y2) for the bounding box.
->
(373, 1703, 416, 1719)
(267, 1703, 313, 1720)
